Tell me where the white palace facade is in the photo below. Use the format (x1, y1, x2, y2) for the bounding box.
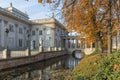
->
(0, 5, 67, 50)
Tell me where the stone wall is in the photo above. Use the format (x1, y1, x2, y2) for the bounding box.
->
(0, 51, 67, 71)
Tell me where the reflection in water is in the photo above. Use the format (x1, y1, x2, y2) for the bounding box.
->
(66, 55, 80, 69)
(0, 54, 80, 80)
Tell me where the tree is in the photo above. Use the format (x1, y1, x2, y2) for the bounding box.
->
(38, 0, 119, 54)
(62, 0, 108, 53)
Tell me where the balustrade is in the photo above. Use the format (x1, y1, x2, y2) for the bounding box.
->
(0, 46, 64, 59)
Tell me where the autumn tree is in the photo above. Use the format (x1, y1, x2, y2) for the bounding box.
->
(62, 0, 110, 53)
(62, 0, 119, 54)
(38, 0, 119, 54)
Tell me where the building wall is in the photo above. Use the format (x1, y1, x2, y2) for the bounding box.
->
(0, 13, 30, 50)
(31, 18, 67, 50)
(31, 21, 56, 49)
(0, 6, 67, 50)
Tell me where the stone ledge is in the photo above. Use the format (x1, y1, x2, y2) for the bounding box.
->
(0, 51, 67, 71)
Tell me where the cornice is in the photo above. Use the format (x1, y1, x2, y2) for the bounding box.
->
(0, 7, 31, 24)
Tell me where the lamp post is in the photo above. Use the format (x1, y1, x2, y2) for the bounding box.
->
(5, 28, 9, 49)
(28, 34, 31, 55)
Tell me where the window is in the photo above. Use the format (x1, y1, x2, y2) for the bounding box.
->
(49, 37, 51, 39)
(15, 24, 18, 28)
(26, 30, 29, 34)
(19, 28, 23, 34)
(9, 24, 14, 32)
(39, 30, 42, 35)
(33, 40, 36, 49)
(26, 40, 29, 47)
(4, 20, 8, 26)
(43, 28, 46, 30)
(32, 31, 35, 35)
(19, 39, 22, 47)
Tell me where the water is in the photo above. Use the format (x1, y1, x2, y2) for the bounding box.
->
(0, 54, 80, 80)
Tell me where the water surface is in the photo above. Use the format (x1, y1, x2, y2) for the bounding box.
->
(0, 54, 80, 80)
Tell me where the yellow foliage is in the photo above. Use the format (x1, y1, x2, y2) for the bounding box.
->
(113, 64, 118, 71)
(47, 0, 52, 3)
(38, 0, 42, 3)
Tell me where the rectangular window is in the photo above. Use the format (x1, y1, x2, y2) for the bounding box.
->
(19, 39, 22, 47)
(9, 24, 14, 32)
(39, 30, 42, 35)
(32, 31, 35, 35)
(19, 28, 23, 34)
(43, 28, 46, 30)
(26, 30, 29, 34)
(26, 40, 29, 47)
(4, 20, 8, 26)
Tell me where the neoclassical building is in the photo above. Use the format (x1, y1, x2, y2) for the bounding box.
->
(0, 4, 67, 50)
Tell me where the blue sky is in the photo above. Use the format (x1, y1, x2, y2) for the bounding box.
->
(0, 0, 62, 20)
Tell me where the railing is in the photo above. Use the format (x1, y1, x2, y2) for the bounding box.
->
(0, 47, 65, 59)
(10, 50, 28, 58)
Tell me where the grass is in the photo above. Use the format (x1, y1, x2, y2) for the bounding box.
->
(67, 50, 120, 80)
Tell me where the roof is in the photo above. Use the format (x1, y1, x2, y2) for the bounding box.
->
(0, 6, 31, 24)
(31, 18, 66, 30)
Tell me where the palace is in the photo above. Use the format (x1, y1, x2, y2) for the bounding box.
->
(0, 4, 67, 50)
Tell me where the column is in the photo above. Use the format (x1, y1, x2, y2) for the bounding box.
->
(68, 39, 70, 48)
(77, 40, 79, 48)
(1, 20, 5, 48)
(69, 39, 72, 48)
(4, 21, 8, 49)
(72, 38, 74, 48)
(36, 28, 39, 49)
(70, 39, 72, 48)
(15, 24, 18, 49)
(79, 40, 81, 49)
(75, 40, 78, 48)
(65, 38, 68, 49)
(24, 27, 26, 49)
(0, 20, 1, 48)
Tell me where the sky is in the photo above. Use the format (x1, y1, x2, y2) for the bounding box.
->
(0, 0, 62, 20)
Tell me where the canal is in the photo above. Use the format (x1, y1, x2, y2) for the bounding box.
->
(0, 54, 80, 80)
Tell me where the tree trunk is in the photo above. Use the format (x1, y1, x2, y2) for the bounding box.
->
(107, 0, 112, 54)
(95, 39, 103, 53)
(116, 32, 118, 50)
(107, 32, 112, 54)
(98, 40, 103, 53)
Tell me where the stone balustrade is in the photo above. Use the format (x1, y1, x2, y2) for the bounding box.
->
(0, 47, 65, 59)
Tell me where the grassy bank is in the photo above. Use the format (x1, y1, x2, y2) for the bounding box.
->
(68, 51, 120, 80)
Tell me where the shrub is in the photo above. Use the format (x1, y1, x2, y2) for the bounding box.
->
(69, 51, 120, 80)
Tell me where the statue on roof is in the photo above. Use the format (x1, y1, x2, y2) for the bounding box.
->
(10, 2, 13, 7)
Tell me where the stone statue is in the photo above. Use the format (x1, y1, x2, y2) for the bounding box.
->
(39, 38, 43, 46)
